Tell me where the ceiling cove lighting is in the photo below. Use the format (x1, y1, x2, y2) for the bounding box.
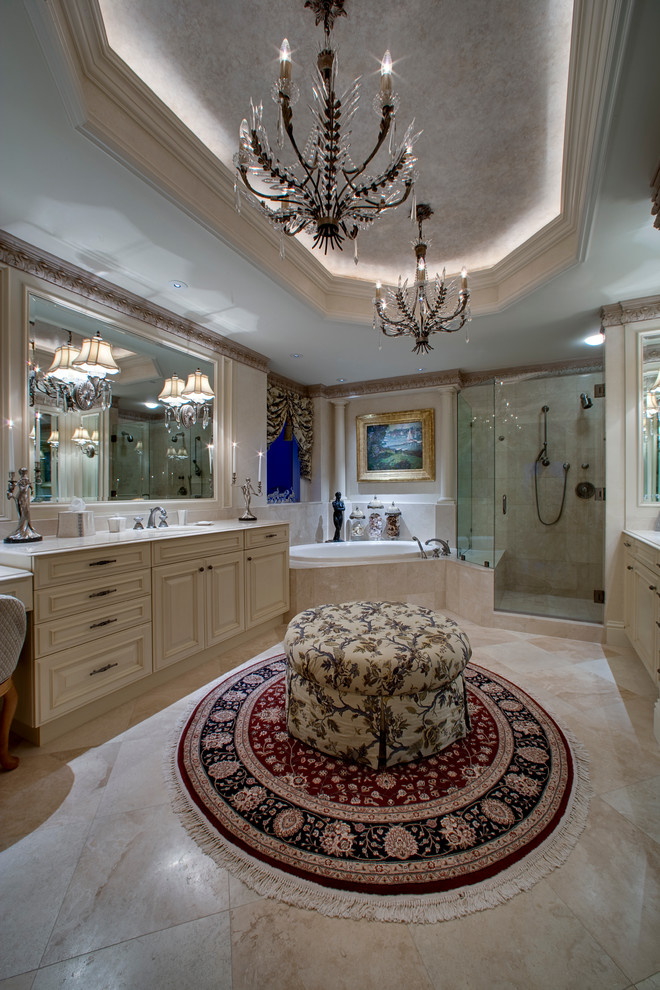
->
(29, 331, 119, 412)
(158, 369, 214, 429)
(373, 204, 470, 354)
(234, 0, 420, 256)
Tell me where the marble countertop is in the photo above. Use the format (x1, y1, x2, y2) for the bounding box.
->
(0, 519, 287, 569)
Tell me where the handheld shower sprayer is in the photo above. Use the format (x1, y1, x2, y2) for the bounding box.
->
(537, 405, 551, 465)
(580, 393, 593, 409)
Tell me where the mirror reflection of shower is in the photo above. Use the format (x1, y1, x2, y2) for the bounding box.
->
(535, 404, 570, 526)
(580, 393, 593, 409)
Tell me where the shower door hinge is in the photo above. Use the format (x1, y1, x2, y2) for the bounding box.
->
(594, 487, 606, 501)
(593, 589, 605, 604)
(594, 383, 606, 398)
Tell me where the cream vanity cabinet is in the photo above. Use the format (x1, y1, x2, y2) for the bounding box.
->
(29, 544, 152, 725)
(245, 525, 290, 628)
(623, 534, 660, 684)
(152, 530, 245, 669)
(151, 524, 289, 668)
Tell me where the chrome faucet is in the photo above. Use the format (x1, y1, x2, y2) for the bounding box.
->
(425, 538, 451, 557)
(411, 536, 428, 559)
(147, 506, 168, 529)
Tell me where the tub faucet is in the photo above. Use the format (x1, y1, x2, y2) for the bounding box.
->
(411, 536, 428, 559)
(425, 538, 451, 557)
(147, 506, 168, 529)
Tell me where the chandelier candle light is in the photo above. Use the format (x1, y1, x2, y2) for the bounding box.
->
(234, 0, 420, 255)
(374, 204, 470, 354)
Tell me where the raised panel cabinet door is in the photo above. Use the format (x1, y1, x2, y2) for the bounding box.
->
(245, 544, 290, 628)
(205, 551, 245, 647)
(623, 548, 636, 638)
(152, 560, 205, 669)
(630, 563, 659, 682)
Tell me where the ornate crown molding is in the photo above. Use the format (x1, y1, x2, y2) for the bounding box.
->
(601, 295, 660, 327)
(0, 230, 269, 373)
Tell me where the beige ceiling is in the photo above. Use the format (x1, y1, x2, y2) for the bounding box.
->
(96, 0, 573, 286)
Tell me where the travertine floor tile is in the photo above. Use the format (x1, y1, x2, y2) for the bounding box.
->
(230, 899, 434, 990)
(410, 881, 628, 990)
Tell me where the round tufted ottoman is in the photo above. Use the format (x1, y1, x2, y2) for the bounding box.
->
(284, 601, 471, 769)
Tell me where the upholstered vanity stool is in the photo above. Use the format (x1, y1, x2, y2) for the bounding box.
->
(0, 595, 27, 771)
(284, 600, 472, 769)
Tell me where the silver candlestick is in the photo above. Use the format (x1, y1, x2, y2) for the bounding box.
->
(232, 474, 262, 521)
(5, 468, 42, 543)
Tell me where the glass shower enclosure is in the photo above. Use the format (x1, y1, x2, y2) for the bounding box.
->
(457, 371, 605, 624)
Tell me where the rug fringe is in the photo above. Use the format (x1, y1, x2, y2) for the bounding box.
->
(165, 656, 592, 925)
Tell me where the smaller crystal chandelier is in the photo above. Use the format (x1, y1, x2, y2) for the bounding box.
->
(234, 0, 420, 255)
(158, 369, 214, 429)
(373, 204, 470, 354)
(30, 331, 119, 411)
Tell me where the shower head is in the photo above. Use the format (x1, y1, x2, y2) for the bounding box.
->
(580, 393, 593, 409)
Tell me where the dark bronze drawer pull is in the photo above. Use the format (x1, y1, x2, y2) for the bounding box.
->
(90, 662, 119, 676)
(626, 565, 633, 570)
(88, 588, 117, 599)
(650, 585, 657, 591)
(623, 541, 631, 547)
(89, 559, 117, 567)
(89, 617, 118, 630)
(265, 533, 276, 538)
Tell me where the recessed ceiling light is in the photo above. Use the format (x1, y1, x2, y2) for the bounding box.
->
(143, 401, 159, 409)
(337, 378, 345, 382)
(169, 280, 188, 290)
(289, 353, 303, 359)
(585, 331, 604, 346)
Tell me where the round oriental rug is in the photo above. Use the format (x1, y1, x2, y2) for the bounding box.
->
(171, 655, 589, 923)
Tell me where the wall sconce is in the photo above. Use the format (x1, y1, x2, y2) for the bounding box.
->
(47, 430, 60, 448)
(72, 426, 99, 457)
(29, 330, 119, 412)
(158, 369, 214, 428)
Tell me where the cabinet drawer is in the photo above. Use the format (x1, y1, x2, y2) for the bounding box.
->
(35, 568, 151, 621)
(151, 530, 244, 566)
(628, 538, 660, 572)
(34, 595, 151, 658)
(34, 544, 151, 588)
(36, 622, 152, 723)
(0, 574, 33, 610)
(244, 524, 289, 549)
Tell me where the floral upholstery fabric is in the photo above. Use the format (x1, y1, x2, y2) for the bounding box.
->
(284, 601, 471, 769)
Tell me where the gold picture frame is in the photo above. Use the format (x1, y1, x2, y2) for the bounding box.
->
(356, 409, 435, 482)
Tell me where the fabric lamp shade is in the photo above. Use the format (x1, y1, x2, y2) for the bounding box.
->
(72, 426, 92, 445)
(181, 369, 214, 404)
(47, 343, 88, 384)
(73, 332, 119, 377)
(158, 375, 186, 407)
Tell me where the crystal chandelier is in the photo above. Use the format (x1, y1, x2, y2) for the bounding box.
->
(158, 369, 214, 429)
(373, 204, 470, 354)
(29, 331, 119, 411)
(234, 0, 420, 255)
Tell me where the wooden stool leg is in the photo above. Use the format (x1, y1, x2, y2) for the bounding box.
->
(0, 678, 19, 772)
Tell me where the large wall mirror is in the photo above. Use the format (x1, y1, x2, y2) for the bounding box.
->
(641, 329, 660, 503)
(28, 293, 216, 503)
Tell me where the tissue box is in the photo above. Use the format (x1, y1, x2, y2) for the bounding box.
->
(57, 511, 96, 537)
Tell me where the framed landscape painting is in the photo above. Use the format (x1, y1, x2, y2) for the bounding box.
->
(356, 409, 435, 482)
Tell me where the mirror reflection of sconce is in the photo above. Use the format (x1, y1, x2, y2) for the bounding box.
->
(158, 369, 214, 429)
(167, 432, 188, 460)
(29, 329, 120, 413)
(72, 426, 99, 458)
(48, 430, 59, 448)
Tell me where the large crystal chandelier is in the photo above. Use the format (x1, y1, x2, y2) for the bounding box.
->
(373, 204, 470, 354)
(234, 0, 420, 255)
